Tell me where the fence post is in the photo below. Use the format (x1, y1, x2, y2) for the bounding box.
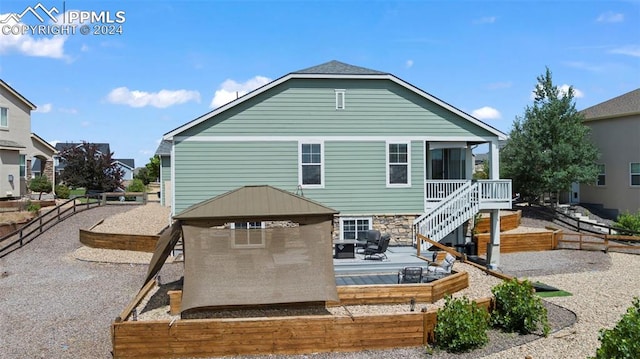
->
(143, 192, 148, 205)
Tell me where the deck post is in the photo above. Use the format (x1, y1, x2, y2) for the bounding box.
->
(486, 209, 500, 269)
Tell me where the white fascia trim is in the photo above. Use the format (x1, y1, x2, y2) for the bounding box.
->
(175, 135, 498, 142)
(386, 140, 411, 188)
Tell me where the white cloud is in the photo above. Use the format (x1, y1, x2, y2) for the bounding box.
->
(596, 11, 624, 23)
(106, 87, 201, 108)
(563, 61, 604, 72)
(80, 44, 89, 52)
(609, 45, 640, 57)
(80, 121, 90, 127)
(210, 76, 271, 108)
(473, 16, 497, 24)
(559, 84, 585, 98)
(0, 13, 68, 59)
(472, 106, 501, 120)
(34, 103, 52, 113)
(405, 59, 414, 68)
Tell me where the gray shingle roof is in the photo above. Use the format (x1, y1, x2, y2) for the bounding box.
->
(114, 158, 135, 168)
(155, 139, 172, 156)
(55, 142, 111, 154)
(581, 88, 640, 120)
(293, 60, 387, 75)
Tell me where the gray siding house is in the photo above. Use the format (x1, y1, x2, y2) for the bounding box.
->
(579, 89, 640, 218)
(0, 79, 57, 198)
(160, 61, 512, 267)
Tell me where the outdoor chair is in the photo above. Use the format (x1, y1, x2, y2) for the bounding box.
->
(363, 234, 391, 260)
(355, 229, 381, 250)
(398, 266, 423, 284)
(425, 253, 456, 279)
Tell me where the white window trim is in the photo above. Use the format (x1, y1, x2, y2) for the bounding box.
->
(298, 141, 325, 189)
(339, 217, 372, 240)
(596, 163, 606, 187)
(335, 89, 345, 110)
(230, 222, 266, 248)
(386, 141, 411, 188)
(0, 107, 8, 128)
(631, 162, 640, 187)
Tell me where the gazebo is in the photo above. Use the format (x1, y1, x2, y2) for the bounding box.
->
(142, 185, 340, 314)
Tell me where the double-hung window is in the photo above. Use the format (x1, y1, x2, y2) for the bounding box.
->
(340, 217, 371, 240)
(300, 142, 323, 188)
(387, 142, 410, 187)
(0, 107, 7, 128)
(631, 163, 640, 186)
(596, 164, 606, 186)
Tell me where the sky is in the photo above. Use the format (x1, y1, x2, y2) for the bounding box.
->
(1, 0, 639, 168)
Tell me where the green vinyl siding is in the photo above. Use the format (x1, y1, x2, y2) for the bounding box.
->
(174, 141, 299, 213)
(173, 140, 425, 214)
(160, 156, 171, 182)
(181, 79, 495, 139)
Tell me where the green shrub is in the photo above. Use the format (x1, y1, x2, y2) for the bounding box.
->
(26, 201, 41, 214)
(126, 179, 146, 192)
(491, 279, 550, 336)
(55, 184, 70, 199)
(28, 175, 52, 200)
(591, 297, 640, 359)
(434, 295, 489, 352)
(614, 211, 640, 236)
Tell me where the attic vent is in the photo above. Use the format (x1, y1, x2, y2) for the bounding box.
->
(335, 89, 345, 110)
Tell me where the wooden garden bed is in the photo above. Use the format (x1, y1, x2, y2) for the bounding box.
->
(474, 229, 562, 255)
(79, 228, 159, 252)
(112, 272, 473, 358)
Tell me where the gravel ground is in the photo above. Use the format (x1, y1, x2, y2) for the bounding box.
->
(2, 204, 639, 359)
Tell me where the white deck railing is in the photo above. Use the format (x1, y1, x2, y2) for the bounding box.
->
(415, 179, 512, 247)
(415, 181, 480, 243)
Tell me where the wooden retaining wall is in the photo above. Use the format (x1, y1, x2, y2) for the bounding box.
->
(474, 229, 561, 255)
(79, 229, 159, 252)
(0, 219, 31, 237)
(475, 210, 521, 234)
(166, 271, 469, 315)
(112, 295, 492, 358)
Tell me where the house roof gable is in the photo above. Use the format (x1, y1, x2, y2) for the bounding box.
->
(163, 61, 507, 140)
(0, 79, 36, 110)
(113, 158, 135, 169)
(581, 88, 640, 121)
(31, 133, 57, 154)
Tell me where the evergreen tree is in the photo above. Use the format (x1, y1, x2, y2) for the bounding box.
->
(501, 67, 599, 204)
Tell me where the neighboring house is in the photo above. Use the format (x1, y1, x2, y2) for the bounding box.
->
(113, 158, 135, 181)
(0, 79, 57, 198)
(578, 88, 640, 219)
(54, 142, 134, 183)
(159, 61, 512, 267)
(155, 139, 172, 207)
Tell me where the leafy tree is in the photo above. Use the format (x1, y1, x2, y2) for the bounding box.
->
(126, 178, 146, 192)
(501, 68, 599, 204)
(145, 155, 160, 182)
(59, 142, 124, 191)
(134, 167, 151, 185)
(591, 297, 640, 359)
(28, 175, 52, 200)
